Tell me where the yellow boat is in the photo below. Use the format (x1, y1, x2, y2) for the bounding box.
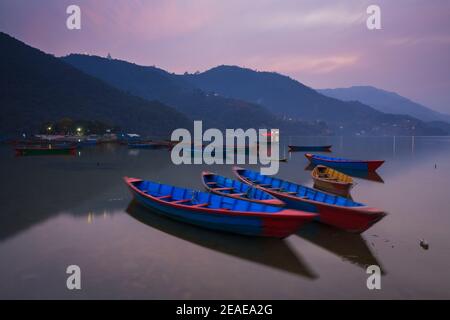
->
(311, 165, 354, 197)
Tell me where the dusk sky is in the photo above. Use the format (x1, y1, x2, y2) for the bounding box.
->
(1, 0, 449, 113)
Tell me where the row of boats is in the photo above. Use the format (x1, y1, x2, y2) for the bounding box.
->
(13, 138, 174, 156)
(124, 150, 386, 238)
(12, 138, 387, 238)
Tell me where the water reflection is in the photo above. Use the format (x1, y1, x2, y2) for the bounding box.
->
(297, 223, 384, 273)
(0, 144, 168, 242)
(2, 136, 450, 298)
(126, 201, 318, 279)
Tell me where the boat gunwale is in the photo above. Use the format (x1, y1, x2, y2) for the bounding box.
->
(305, 153, 385, 164)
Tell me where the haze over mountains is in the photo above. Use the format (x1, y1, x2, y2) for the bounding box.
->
(184, 65, 447, 135)
(318, 86, 450, 123)
(1, 32, 448, 137)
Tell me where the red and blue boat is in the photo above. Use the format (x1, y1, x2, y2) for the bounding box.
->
(233, 167, 386, 233)
(305, 153, 384, 172)
(124, 177, 316, 238)
(201, 171, 284, 206)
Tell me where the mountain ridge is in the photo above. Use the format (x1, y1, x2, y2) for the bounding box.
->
(318, 86, 450, 123)
(62, 54, 328, 135)
(0, 32, 191, 136)
(182, 65, 447, 135)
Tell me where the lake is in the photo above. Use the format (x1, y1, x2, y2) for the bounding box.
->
(1, 136, 449, 299)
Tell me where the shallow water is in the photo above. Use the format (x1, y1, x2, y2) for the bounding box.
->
(0, 136, 449, 299)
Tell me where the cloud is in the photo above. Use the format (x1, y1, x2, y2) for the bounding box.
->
(246, 54, 360, 75)
(386, 35, 450, 46)
(248, 5, 365, 31)
(83, 0, 216, 41)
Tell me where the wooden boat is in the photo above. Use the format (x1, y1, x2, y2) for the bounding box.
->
(124, 177, 316, 238)
(201, 171, 285, 206)
(305, 153, 384, 172)
(15, 144, 76, 156)
(288, 145, 332, 152)
(305, 164, 384, 183)
(311, 165, 354, 197)
(233, 167, 386, 233)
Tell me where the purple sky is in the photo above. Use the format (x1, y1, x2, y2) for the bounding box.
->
(1, 0, 449, 113)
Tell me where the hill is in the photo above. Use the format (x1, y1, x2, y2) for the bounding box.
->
(0, 32, 191, 136)
(318, 86, 450, 123)
(183, 65, 447, 135)
(62, 55, 278, 130)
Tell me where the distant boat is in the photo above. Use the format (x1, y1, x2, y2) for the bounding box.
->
(78, 138, 97, 146)
(311, 165, 354, 197)
(305, 153, 384, 171)
(233, 167, 386, 233)
(201, 171, 284, 206)
(288, 145, 332, 152)
(124, 177, 316, 238)
(15, 144, 76, 156)
(85, 135, 99, 145)
(128, 141, 168, 149)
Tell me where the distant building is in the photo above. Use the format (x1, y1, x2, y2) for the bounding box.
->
(107, 53, 112, 60)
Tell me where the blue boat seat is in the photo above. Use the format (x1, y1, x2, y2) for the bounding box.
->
(172, 199, 191, 204)
(192, 203, 209, 207)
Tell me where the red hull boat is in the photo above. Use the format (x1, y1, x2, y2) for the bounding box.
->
(233, 167, 386, 233)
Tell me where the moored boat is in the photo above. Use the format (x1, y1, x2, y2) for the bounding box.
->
(233, 166, 386, 233)
(124, 177, 316, 238)
(15, 143, 76, 156)
(128, 141, 168, 149)
(78, 138, 97, 146)
(311, 165, 354, 197)
(305, 153, 384, 171)
(201, 171, 285, 206)
(288, 145, 332, 152)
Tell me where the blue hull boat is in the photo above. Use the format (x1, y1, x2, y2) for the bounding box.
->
(124, 177, 316, 238)
(305, 153, 384, 171)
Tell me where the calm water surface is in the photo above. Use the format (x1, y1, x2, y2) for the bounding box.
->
(1, 136, 450, 299)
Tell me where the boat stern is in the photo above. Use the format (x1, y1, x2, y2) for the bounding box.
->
(261, 198, 286, 207)
(367, 160, 385, 171)
(304, 153, 313, 162)
(261, 209, 318, 238)
(123, 176, 142, 185)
